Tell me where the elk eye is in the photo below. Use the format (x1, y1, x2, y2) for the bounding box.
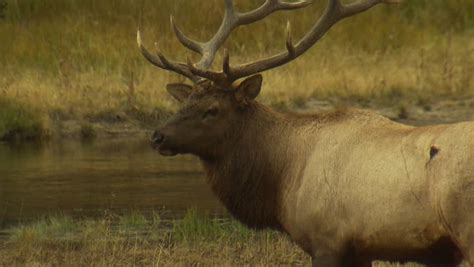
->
(203, 107, 219, 119)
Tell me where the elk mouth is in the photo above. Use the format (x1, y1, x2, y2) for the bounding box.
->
(152, 142, 178, 157)
(150, 136, 179, 157)
(158, 148, 178, 157)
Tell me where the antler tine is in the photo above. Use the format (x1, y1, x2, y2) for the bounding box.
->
(286, 21, 296, 57)
(137, 30, 197, 81)
(170, 15, 203, 55)
(222, 49, 231, 77)
(229, 0, 401, 79)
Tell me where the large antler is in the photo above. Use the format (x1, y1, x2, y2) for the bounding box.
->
(138, 0, 311, 84)
(138, 0, 401, 85)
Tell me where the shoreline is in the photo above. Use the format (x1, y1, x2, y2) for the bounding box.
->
(36, 96, 474, 141)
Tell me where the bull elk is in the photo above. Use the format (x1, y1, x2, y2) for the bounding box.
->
(138, 0, 474, 266)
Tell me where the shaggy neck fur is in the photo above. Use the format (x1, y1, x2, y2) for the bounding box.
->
(200, 102, 319, 230)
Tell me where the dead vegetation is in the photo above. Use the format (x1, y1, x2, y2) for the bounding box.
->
(0, 0, 474, 139)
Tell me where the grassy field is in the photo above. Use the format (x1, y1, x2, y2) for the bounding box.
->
(0, 210, 432, 266)
(0, 0, 474, 138)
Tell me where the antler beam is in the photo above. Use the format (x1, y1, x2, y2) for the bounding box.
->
(138, 0, 402, 85)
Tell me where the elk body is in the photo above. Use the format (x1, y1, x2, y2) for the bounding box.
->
(139, 0, 474, 266)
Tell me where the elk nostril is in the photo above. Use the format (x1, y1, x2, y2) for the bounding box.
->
(151, 131, 165, 144)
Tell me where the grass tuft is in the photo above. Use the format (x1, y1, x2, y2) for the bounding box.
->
(118, 211, 149, 231)
(172, 209, 253, 242)
(0, 96, 48, 141)
(10, 215, 78, 245)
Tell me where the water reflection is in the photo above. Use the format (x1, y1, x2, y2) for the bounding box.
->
(0, 139, 223, 225)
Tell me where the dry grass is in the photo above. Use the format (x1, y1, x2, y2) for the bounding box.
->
(0, 0, 474, 137)
(0, 210, 433, 266)
(0, 210, 310, 266)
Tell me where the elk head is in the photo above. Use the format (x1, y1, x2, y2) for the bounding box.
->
(139, 0, 400, 158)
(150, 75, 263, 158)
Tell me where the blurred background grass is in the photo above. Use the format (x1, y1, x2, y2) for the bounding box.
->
(0, 0, 474, 138)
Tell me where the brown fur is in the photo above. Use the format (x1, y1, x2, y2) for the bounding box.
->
(200, 103, 345, 229)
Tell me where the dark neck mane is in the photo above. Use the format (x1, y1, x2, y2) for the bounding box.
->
(200, 103, 316, 230)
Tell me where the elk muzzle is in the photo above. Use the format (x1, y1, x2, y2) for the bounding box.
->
(151, 130, 177, 156)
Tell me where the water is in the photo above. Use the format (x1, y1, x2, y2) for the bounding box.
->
(0, 139, 224, 225)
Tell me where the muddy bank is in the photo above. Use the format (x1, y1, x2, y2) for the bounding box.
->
(50, 97, 474, 140)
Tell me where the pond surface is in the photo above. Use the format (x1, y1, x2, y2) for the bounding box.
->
(0, 139, 224, 225)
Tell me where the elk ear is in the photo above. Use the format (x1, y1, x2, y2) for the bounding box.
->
(235, 74, 262, 102)
(166, 83, 193, 102)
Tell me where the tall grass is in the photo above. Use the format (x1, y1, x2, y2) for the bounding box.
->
(2, 0, 474, 74)
(0, 0, 473, 132)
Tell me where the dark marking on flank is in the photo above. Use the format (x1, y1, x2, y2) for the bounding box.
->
(430, 146, 440, 159)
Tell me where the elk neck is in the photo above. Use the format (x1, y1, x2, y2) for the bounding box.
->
(200, 102, 316, 231)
